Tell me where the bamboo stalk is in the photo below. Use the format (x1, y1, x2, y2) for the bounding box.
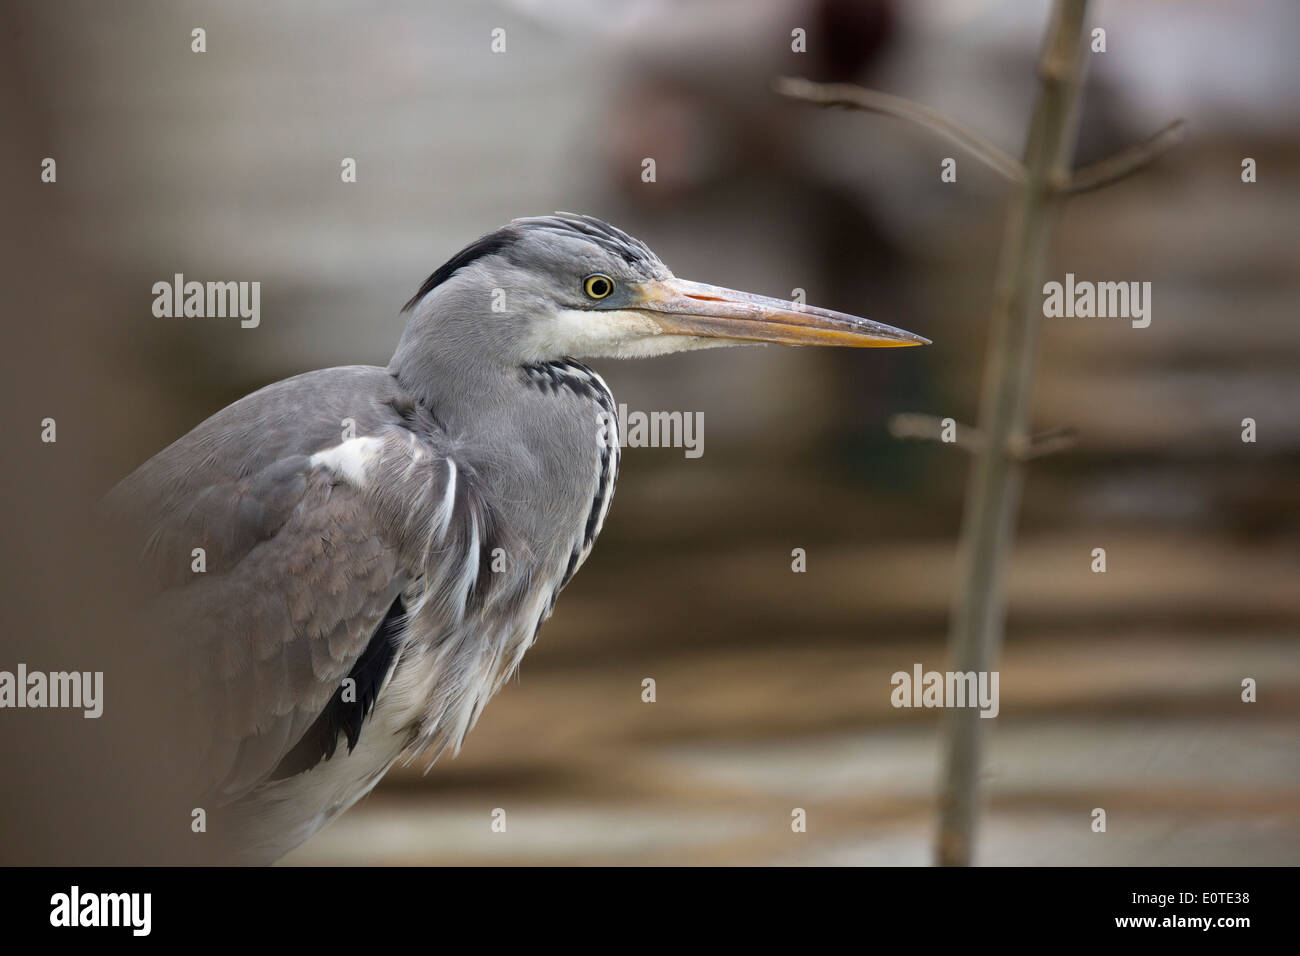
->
(935, 0, 1092, 867)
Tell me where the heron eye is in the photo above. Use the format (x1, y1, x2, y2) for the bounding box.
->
(583, 274, 614, 299)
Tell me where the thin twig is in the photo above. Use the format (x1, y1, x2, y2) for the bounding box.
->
(888, 413, 982, 453)
(890, 414, 1077, 460)
(1008, 425, 1078, 460)
(1067, 119, 1187, 194)
(774, 76, 1027, 185)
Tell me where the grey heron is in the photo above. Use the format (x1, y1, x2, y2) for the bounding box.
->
(106, 213, 927, 863)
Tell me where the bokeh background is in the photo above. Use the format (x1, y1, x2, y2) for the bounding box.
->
(2, 0, 1297, 864)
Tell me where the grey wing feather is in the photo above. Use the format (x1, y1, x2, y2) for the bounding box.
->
(103, 369, 416, 805)
(103, 366, 533, 807)
(118, 453, 403, 804)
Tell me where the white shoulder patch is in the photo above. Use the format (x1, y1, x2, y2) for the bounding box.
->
(310, 435, 385, 487)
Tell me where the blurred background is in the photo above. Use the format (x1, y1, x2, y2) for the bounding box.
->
(2, 0, 1297, 864)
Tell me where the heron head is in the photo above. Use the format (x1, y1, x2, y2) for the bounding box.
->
(399, 213, 928, 366)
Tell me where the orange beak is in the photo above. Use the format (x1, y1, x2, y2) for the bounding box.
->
(630, 276, 929, 348)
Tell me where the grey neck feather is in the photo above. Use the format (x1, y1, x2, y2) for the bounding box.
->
(386, 268, 615, 553)
(387, 270, 526, 437)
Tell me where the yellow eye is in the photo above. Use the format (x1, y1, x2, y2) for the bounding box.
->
(583, 274, 614, 299)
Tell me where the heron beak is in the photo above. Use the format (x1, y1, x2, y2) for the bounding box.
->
(631, 277, 929, 348)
